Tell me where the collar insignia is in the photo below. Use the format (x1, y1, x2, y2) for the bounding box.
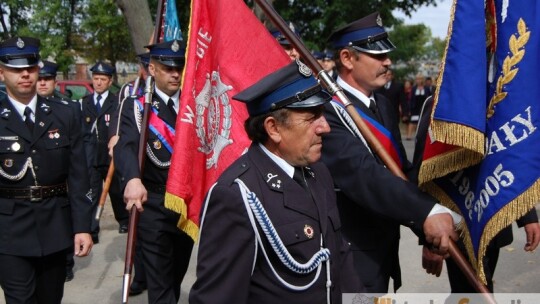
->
(1, 108, 11, 118)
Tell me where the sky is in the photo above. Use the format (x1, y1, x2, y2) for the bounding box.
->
(393, 0, 453, 39)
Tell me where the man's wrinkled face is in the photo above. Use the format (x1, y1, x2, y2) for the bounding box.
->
(92, 74, 112, 94)
(271, 106, 331, 167)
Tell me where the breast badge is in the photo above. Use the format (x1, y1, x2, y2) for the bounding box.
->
(4, 159, 13, 168)
(48, 129, 60, 139)
(304, 225, 314, 239)
(153, 139, 162, 150)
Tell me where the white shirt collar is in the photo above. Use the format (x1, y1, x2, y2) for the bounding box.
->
(336, 76, 374, 108)
(154, 87, 180, 112)
(258, 143, 295, 179)
(8, 94, 38, 120)
(94, 90, 109, 105)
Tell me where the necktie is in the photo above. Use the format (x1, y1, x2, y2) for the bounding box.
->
(95, 94, 102, 112)
(24, 107, 34, 132)
(167, 98, 177, 120)
(292, 167, 308, 191)
(369, 98, 382, 122)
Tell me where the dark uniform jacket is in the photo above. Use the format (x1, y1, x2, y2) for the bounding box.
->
(320, 90, 438, 291)
(375, 80, 405, 122)
(190, 144, 362, 304)
(0, 95, 91, 256)
(114, 92, 175, 191)
(81, 92, 118, 169)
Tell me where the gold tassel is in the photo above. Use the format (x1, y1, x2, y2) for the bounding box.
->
(431, 120, 485, 155)
(165, 192, 199, 242)
(418, 148, 483, 186)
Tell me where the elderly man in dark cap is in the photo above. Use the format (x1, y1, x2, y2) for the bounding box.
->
(81, 61, 129, 244)
(0, 36, 93, 303)
(114, 39, 194, 304)
(319, 12, 461, 292)
(190, 60, 363, 304)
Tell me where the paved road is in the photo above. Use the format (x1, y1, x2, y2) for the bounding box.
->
(1, 130, 539, 303)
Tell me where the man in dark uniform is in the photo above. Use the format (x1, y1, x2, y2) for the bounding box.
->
(108, 53, 150, 297)
(81, 61, 128, 243)
(320, 12, 460, 293)
(190, 61, 363, 304)
(37, 59, 83, 282)
(375, 69, 405, 123)
(114, 39, 194, 304)
(0, 36, 93, 303)
(36, 60, 72, 101)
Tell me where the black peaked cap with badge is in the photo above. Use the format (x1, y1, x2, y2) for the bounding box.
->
(328, 12, 396, 54)
(0, 36, 40, 68)
(145, 39, 186, 67)
(39, 60, 59, 78)
(269, 21, 300, 46)
(233, 60, 332, 117)
(90, 61, 115, 76)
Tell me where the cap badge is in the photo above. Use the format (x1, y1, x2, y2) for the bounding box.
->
(304, 224, 314, 239)
(97, 63, 104, 72)
(38, 61, 44, 68)
(296, 58, 312, 77)
(376, 14, 383, 27)
(171, 40, 180, 52)
(16, 37, 25, 49)
(288, 22, 296, 33)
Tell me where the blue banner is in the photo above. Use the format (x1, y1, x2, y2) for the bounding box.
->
(425, 0, 540, 282)
(164, 0, 182, 41)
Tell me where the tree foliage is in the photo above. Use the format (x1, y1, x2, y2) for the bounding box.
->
(267, 0, 438, 51)
(80, 0, 134, 68)
(0, 0, 445, 82)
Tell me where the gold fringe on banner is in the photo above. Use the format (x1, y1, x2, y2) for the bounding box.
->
(423, 177, 540, 284)
(418, 147, 483, 186)
(423, 181, 484, 283)
(165, 192, 200, 242)
(476, 178, 540, 283)
(431, 120, 485, 156)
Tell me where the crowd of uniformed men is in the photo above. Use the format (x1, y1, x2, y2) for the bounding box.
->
(0, 9, 538, 304)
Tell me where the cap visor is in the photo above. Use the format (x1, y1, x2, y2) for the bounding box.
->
(285, 90, 332, 109)
(353, 38, 396, 54)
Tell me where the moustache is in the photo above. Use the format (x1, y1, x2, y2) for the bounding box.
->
(377, 68, 389, 77)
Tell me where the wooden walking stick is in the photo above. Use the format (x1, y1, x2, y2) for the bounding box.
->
(121, 75, 154, 304)
(95, 162, 115, 220)
(254, 0, 495, 301)
(95, 74, 142, 221)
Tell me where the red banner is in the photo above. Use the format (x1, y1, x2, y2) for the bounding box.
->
(165, 0, 290, 241)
